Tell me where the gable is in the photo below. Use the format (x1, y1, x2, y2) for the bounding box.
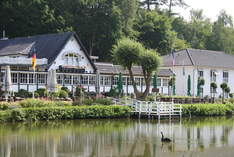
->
(49, 35, 95, 73)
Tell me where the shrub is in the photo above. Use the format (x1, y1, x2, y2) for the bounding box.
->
(61, 87, 70, 93)
(146, 95, 155, 102)
(94, 98, 114, 105)
(183, 103, 231, 116)
(53, 101, 72, 107)
(3, 105, 132, 121)
(58, 90, 68, 98)
(15, 89, 30, 98)
(19, 99, 54, 108)
(0, 102, 10, 110)
(35, 88, 47, 97)
(83, 98, 94, 106)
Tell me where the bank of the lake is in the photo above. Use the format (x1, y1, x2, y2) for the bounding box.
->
(1, 99, 234, 122)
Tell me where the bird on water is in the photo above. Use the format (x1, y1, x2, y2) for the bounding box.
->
(161, 132, 171, 142)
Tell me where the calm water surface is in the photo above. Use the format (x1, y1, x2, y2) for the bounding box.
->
(1, 117, 234, 157)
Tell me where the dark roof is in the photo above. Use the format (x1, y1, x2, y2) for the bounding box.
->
(162, 48, 234, 68)
(0, 32, 96, 71)
(95, 62, 173, 77)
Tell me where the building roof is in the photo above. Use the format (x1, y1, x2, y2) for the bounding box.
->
(0, 32, 96, 71)
(162, 48, 234, 69)
(95, 62, 173, 77)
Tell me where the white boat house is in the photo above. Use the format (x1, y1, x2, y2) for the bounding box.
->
(0, 32, 173, 95)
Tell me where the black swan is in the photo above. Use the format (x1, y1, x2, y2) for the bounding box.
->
(161, 132, 171, 142)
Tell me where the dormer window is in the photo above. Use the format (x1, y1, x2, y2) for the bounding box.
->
(63, 52, 81, 66)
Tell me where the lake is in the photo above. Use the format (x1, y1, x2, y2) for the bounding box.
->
(1, 117, 234, 157)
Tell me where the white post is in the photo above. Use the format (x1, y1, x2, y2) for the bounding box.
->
(32, 69, 35, 98)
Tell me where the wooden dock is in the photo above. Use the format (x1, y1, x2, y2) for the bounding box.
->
(130, 101, 182, 119)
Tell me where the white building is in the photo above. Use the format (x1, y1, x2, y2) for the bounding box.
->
(0, 32, 173, 95)
(162, 49, 234, 98)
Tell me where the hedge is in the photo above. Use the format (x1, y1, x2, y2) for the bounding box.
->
(0, 105, 132, 122)
(182, 103, 234, 116)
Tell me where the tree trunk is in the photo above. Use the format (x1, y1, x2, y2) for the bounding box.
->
(141, 72, 152, 100)
(128, 67, 139, 98)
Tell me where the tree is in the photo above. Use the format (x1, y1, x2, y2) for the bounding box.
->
(210, 82, 217, 99)
(134, 10, 177, 55)
(139, 50, 161, 98)
(207, 11, 234, 54)
(112, 38, 144, 97)
(220, 82, 228, 103)
(0, 0, 71, 38)
(112, 38, 161, 99)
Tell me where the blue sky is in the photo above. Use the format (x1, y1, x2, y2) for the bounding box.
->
(173, 0, 234, 21)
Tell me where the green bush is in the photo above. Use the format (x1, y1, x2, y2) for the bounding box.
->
(61, 87, 70, 93)
(19, 99, 54, 108)
(182, 103, 232, 116)
(0, 102, 10, 110)
(58, 90, 68, 98)
(15, 89, 31, 98)
(35, 88, 46, 97)
(1, 105, 131, 121)
(83, 98, 94, 106)
(53, 101, 72, 107)
(94, 98, 113, 105)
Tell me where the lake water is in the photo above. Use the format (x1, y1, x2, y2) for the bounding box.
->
(1, 117, 234, 157)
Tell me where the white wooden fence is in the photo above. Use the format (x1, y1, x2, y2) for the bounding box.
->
(129, 100, 182, 119)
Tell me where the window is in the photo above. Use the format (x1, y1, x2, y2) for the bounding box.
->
(135, 78, 141, 86)
(20, 73, 27, 83)
(122, 77, 126, 85)
(182, 67, 185, 76)
(28, 74, 34, 84)
(113, 77, 118, 85)
(64, 75, 72, 84)
(11, 73, 18, 83)
(73, 75, 80, 85)
(127, 77, 132, 85)
(57, 74, 63, 84)
(223, 71, 229, 83)
(64, 52, 81, 66)
(210, 70, 217, 82)
(163, 79, 168, 87)
(104, 76, 111, 86)
(89, 76, 96, 85)
(81, 75, 88, 85)
(100, 76, 104, 85)
(141, 78, 145, 86)
(37, 74, 46, 84)
(198, 70, 204, 78)
(157, 78, 161, 87)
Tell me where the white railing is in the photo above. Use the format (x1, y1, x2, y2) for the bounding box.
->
(130, 100, 182, 119)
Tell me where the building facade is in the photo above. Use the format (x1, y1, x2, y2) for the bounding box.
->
(162, 49, 234, 98)
(0, 32, 173, 95)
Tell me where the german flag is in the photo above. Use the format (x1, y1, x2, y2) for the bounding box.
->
(32, 53, 37, 70)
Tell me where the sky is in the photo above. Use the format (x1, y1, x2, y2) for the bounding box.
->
(173, 0, 234, 21)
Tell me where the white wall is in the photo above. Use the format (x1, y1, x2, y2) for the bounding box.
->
(49, 36, 94, 73)
(163, 65, 234, 98)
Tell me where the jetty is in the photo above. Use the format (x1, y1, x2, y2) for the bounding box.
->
(129, 100, 182, 119)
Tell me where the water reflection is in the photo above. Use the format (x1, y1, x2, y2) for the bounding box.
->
(0, 117, 234, 157)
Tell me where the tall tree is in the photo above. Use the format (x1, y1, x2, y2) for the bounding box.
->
(134, 10, 178, 55)
(172, 9, 212, 49)
(207, 10, 234, 53)
(0, 0, 70, 38)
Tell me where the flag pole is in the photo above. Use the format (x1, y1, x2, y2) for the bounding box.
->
(32, 53, 36, 99)
(32, 68, 35, 98)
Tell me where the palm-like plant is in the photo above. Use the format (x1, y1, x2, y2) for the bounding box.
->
(220, 83, 228, 103)
(210, 82, 217, 98)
